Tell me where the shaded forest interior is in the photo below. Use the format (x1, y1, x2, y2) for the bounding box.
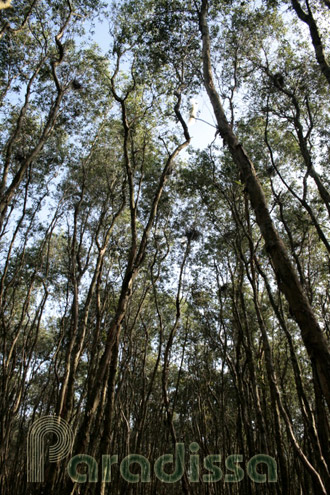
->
(0, 0, 330, 494)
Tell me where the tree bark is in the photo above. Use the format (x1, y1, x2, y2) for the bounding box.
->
(199, 0, 330, 409)
(291, 0, 330, 86)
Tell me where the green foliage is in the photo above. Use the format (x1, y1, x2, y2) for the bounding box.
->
(1, 1, 330, 494)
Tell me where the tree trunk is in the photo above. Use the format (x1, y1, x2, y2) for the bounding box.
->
(199, 0, 330, 409)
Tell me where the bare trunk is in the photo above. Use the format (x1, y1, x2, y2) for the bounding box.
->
(199, 0, 330, 409)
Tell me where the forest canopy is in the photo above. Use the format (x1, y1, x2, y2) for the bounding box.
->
(0, 1, 330, 494)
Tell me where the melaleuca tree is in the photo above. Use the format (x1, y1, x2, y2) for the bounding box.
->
(0, 0, 108, 228)
(1, 1, 330, 495)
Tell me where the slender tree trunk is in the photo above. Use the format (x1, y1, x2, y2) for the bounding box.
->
(291, 0, 330, 86)
(199, 0, 330, 409)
